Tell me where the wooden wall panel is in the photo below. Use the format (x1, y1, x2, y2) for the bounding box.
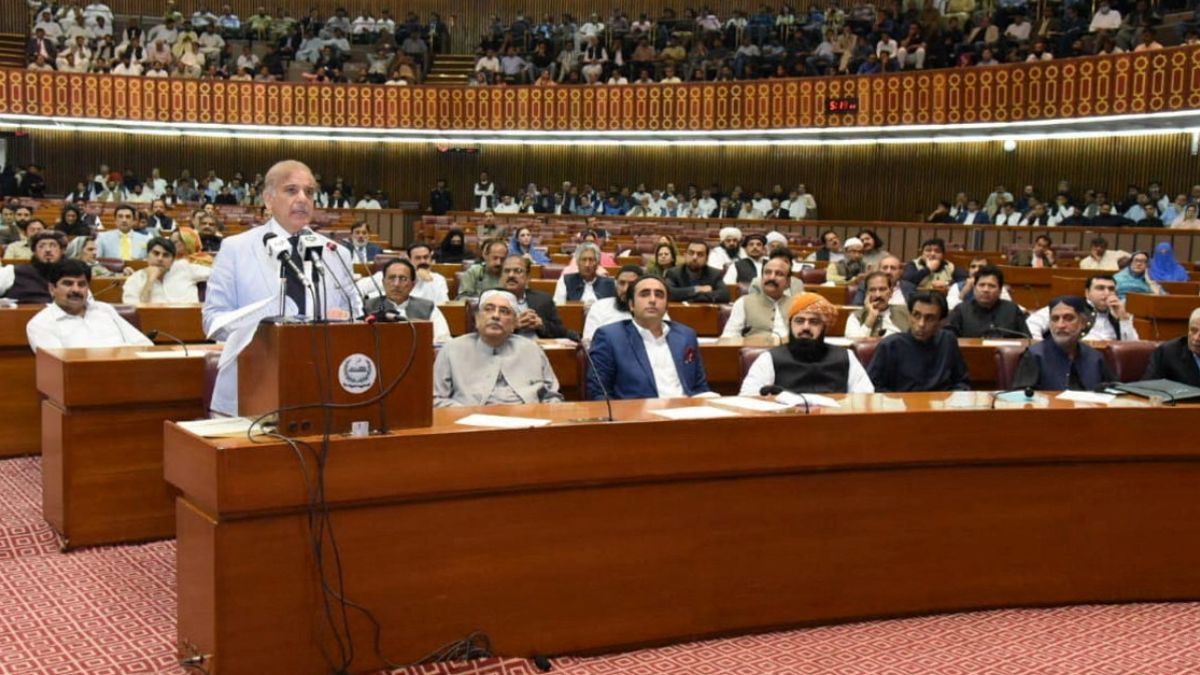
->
(1, 46, 1196, 131)
(21, 130, 1198, 222)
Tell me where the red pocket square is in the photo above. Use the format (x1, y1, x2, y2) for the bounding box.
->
(684, 347, 696, 364)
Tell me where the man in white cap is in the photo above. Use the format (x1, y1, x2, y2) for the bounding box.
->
(432, 289, 563, 407)
(707, 226, 744, 272)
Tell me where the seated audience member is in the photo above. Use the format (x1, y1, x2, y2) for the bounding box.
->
(720, 252, 799, 339)
(739, 292, 874, 395)
(805, 229, 844, 263)
(196, 214, 224, 253)
(457, 239, 508, 298)
(500, 255, 574, 340)
(582, 265, 659, 343)
(665, 240, 730, 303)
(857, 229, 890, 271)
(723, 233, 768, 285)
(955, 199, 990, 224)
(1009, 234, 1056, 268)
(26, 259, 154, 352)
(66, 235, 119, 278)
(432, 290, 562, 407)
(588, 275, 711, 400)
(342, 221, 383, 264)
(407, 241, 450, 303)
(475, 210, 506, 240)
(508, 226, 551, 264)
(850, 254, 914, 306)
(1148, 241, 1190, 282)
(1079, 237, 1127, 270)
(844, 271, 911, 338)
(902, 238, 963, 292)
(3, 217, 46, 260)
(435, 227, 470, 263)
(945, 266, 1030, 338)
(96, 204, 150, 260)
(646, 242, 678, 278)
(56, 205, 91, 237)
(707, 226, 744, 271)
(1142, 307, 1200, 385)
(3, 231, 67, 304)
(1012, 296, 1114, 391)
(1027, 275, 1138, 341)
(553, 243, 616, 304)
(1113, 250, 1162, 299)
(947, 257, 1013, 309)
(364, 258, 450, 342)
(122, 236, 210, 304)
(867, 291, 971, 391)
(827, 236, 867, 287)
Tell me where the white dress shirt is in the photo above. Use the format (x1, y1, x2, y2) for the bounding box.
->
(1025, 304, 1138, 341)
(552, 275, 599, 305)
(739, 349, 874, 395)
(121, 260, 211, 304)
(635, 321, 683, 397)
(723, 256, 764, 284)
(707, 246, 743, 272)
(26, 300, 153, 353)
(844, 309, 905, 338)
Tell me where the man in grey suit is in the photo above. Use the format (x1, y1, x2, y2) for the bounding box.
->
(95, 204, 150, 260)
(363, 258, 451, 343)
(500, 255, 577, 341)
(202, 159, 361, 415)
(433, 290, 563, 407)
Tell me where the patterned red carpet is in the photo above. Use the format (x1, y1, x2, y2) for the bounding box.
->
(2, 455, 1199, 675)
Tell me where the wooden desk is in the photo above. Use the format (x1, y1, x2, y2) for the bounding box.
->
(1127, 293, 1200, 340)
(0, 306, 42, 457)
(441, 302, 725, 338)
(136, 304, 207, 343)
(90, 276, 126, 303)
(38, 345, 214, 549)
(165, 395, 1200, 675)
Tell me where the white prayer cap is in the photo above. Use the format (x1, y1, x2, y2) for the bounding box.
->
(766, 231, 788, 246)
(719, 226, 743, 241)
(843, 237, 864, 250)
(478, 290, 518, 311)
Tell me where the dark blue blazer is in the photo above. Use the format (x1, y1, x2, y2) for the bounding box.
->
(588, 319, 710, 400)
(342, 241, 384, 262)
(563, 273, 617, 302)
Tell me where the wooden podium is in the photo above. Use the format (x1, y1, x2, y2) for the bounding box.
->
(238, 321, 434, 435)
(38, 345, 211, 549)
(0, 306, 42, 457)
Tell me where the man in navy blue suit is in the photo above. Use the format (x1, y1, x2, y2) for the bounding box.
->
(587, 275, 711, 400)
(341, 220, 384, 264)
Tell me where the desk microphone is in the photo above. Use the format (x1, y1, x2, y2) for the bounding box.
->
(985, 325, 1031, 339)
(262, 232, 311, 288)
(760, 385, 810, 414)
(144, 329, 190, 357)
(579, 344, 614, 422)
(989, 386, 1036, 408)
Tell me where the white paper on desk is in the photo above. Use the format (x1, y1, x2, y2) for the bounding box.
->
(777, 391, 841, 408)
(212, 297, 276, 371)
(455, 413, 553, 429)
(696, 337, 721, 345)
(1057, 391, 1116, 404)
(134, 350, 201, 359)
(177, 416, 256, 437)
(650, 406, 741, 420)
(981, 339, 1025, 347)
(709, 396, 792, 412)
(824, 337, 853, 347)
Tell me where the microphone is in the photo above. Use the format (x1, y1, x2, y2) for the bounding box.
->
(579, 344, 614, 422)
(263, 232, 311, 288)
(760, 385, 810, 414)
(985, 324, 1031, 339)
(325, 241, 374, 316)
(144, 329, 190, 357)
(990, 386, 1036, 408)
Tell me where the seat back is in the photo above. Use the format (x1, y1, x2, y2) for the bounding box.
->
(1103, 340, 1158, 382)
(718, 304, 733, 336)
(463, 298, 478, 334)
(800, 267, 827, 285)
(738, 347, 769, 381)
(113, 304, 141, 331)
(202, 350, 222, 411)
(850, 339, 880, 368)
(994, 345, 1027, 390)
(576, 344, 592, 400)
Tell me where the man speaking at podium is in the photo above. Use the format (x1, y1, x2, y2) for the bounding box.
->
(203, 160, 361, 416)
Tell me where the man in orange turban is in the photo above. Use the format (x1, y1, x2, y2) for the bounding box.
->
(739, 292, 875, 396)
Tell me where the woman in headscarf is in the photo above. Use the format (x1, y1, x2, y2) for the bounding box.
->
(508, 226, 551, 264)
(56, 204, 91, 237)
(1114, 250, 1164, 299)
(172, 226, 214, 266)
(66, 235, 120, 277)
(1147, 241, 1189, 283)
(435, 227, 470, 263)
